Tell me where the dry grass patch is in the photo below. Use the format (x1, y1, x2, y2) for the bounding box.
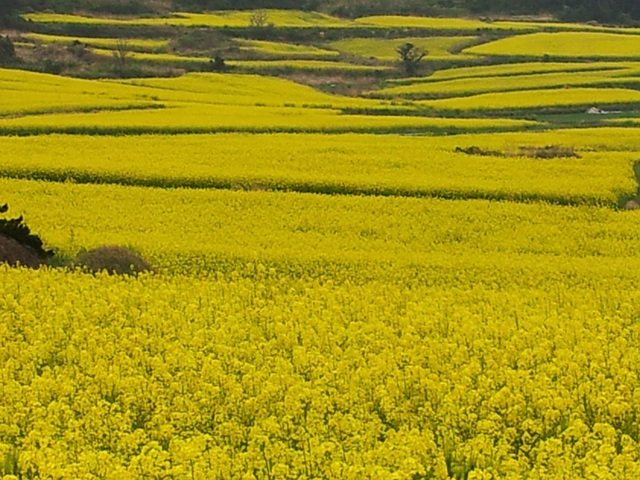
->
(73, 245, 153, 275)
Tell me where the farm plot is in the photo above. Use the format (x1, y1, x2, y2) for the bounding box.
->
(376, 69, 640, 99)
(0, 133, 631, 206)
(419, 87, 640, 113)
(464, 32, 640, 59)
(21, 10, 351, 28)
(4, 10, 640, 480)
(23, 32, 170, 52)
(234, 39, 339, 59)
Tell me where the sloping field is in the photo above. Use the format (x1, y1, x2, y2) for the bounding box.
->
(352, 15, 530, 31)
(419, 87, 640, 112)
(0, 68, 375, 110)
(0, 132, 629, 205)
(2, 177, 640, 269)
(235, 39, 339, 58)
(465, 32, 640, 59)
(0, 68, 538, 134)
(0, 105, 534, 135)
(24, 32, 170, 52)
(5, 11, 640, 480)
(387, 61, 635, 85)
(22, 10, 351, 27)
(90, 49, 385, 72)
(376, 69, 640, 98)
(226, 59, 392, 73)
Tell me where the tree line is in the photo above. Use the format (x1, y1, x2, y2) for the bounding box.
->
(2, 0, 639, 25)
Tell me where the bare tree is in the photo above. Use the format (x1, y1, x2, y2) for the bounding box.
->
(396, 42, 426, 76)
(113, 38, 131, 72)
(249, 10, 269, 28)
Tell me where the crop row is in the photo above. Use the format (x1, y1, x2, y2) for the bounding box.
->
(0, 133, 633, 206)
(376, 69, 640, 99)
(465, 32, 640, 59)
(2, 177, 640, 273)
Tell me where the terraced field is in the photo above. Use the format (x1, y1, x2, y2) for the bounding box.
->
(22, 10, 352, 27)
(465, 31, 640, 59)
(376, 68, 640, 98)
(4, 9, 640, 480)
(23, 32, 170, 52)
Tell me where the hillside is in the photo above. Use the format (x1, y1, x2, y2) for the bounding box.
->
(3, 0, 640, 24)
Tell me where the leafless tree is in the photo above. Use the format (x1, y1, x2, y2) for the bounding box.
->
(396, 42, 426, 76)
(249, 10, 269, 28)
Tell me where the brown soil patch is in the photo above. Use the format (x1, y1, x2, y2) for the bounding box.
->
(0, 233, 48, 268)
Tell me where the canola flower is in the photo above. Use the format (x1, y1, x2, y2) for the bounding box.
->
(419, 87, 640, 112)
(386, 62, 637, 86)
(21, 9, 351, 28)
(0, 133, 630, 206)
(2, 246, 640, 479)
(2, 177, 640, 272)
(376, 69, 640, 99)
(465, 32, 640, 59)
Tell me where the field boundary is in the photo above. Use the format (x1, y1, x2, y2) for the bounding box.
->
(0, 167, 627, 208)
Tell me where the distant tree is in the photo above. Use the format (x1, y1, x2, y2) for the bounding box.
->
(211, 53, 226, 71)
(396, 42, 426, 76)
(249, 10, 269, 27)
(0, 36, 16, 65)
(113, 38, 131, 73)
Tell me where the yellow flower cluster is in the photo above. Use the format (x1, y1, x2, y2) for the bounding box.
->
(1, 254, 640, 479)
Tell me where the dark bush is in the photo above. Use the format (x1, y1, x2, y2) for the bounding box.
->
(0, 204, 52, 268)
(0, 36, 16, 64)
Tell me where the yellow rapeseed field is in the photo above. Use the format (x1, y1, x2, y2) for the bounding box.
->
(24, 33, 170, 52)
(420, 87, 640, 111)
(3, 176, 640, 478)
(22, 10, 351, 27)
(465, 32, 640, 58)
(0, 133, 631, 205)
(376, 69, 640, 98)
(235, 39, 339, 58)
(5, 12, 640, 480)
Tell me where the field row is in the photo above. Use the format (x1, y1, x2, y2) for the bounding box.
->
(2, 177, 640, 273)
(23, 10, 640, 35)
(7, 67, 640, 125)
(376, 67, 640, 99)
(3, 175, 640, 478)
(0, 132, 635, 206)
